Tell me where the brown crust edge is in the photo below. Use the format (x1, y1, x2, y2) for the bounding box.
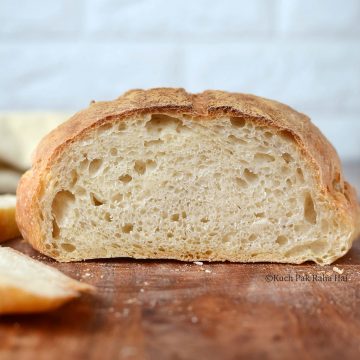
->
(16, 88, 360, 262)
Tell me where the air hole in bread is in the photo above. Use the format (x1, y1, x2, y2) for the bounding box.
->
(50, 250, 60, 257)
(98, 122, 113, 133)
(104, 212, 112, 222)
(61, 243, 76, 252)
(167, 233, 174, 238)
(89, 159, 103, 177)
(122, 223, 133, 233)
(276, 235, 288, 246)
(228, 135, 247, 145)
(296, 168, 304, 183)
(285, 244, 308, 258)
(182, 211, 187, 219)
(235, 177, 248, 188)
(201, 217, 209, 223)
(79, 158, 89, 172)
(279, 130, 295, 143)
(111, 193, 123, 203)
(171, 213, 180, 221)
(304, 193, 317, 224)
(52, 191, 75, 227)
(144, 139, 163, 147)
(134, 160, 146, 175)
(255, 212, 265, 218)
(119, 174, 132, 183)
(146, 114, 186, 135)
(90, 192, 104, 207)
(118, 122, 127, 131)
(146, 159, 157, 171)
(110, 148, 118, 156)
(282, 153, 293, 164)
(254, 153, 275, 163)
(230, 117, 246, 128)
(52, 219, 60, 239)
(244, 168, 258, 183)
(248, 234, 257, 241)
(222, 234, 231, 243)
(70, 170, 78, 186)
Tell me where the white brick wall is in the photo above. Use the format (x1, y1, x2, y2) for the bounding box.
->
(278, 0, 360, 37)
(0, 0, 359, 160)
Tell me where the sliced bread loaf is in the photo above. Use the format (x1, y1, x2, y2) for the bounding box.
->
(0, 247, 93, 314)
(16, 89, 360, 264)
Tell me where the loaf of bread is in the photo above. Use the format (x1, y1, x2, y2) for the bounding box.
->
(0, 194, 20, 243)
(0, 247, 93, 314)
(16, 89, 360, 264)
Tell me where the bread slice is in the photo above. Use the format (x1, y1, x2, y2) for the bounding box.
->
(16, 88, 360, 265)
(0, 247, 93, 314)
(0, 194, 20, 243)
(0, 112, 67, 171)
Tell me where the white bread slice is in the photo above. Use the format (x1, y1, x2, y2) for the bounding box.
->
(0, 112, 68, 171)
(0, 195, 20, 243)
(0, 247, 93, 314)
(16, 89, 360, 265)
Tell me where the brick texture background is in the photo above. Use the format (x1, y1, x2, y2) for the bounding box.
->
(0, 0, 359, 160)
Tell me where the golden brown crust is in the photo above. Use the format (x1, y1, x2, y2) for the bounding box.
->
(16, 88, 360, 258)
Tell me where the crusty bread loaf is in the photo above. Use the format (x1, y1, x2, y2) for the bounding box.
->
(0, 194, 20, 243)
(0, 247, 93, 314)
(16, 88, 360, 265)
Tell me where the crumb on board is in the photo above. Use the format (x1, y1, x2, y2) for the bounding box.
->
(333, 266, 344, 275)
(191, 316, 199, 324)
(194, 261, 203, 266)
(204, 269, 212, 274)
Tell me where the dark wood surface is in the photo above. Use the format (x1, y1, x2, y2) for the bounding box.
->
(1, 162, 360, 360)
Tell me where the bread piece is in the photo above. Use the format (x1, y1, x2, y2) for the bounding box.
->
(0, 247, 93, 314)
(16, 88, 360, 265)
(0, 112, 68, 171)
(0, 195, 20, 243)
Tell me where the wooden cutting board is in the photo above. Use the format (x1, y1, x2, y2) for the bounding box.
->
(1, 237, 360, 360)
